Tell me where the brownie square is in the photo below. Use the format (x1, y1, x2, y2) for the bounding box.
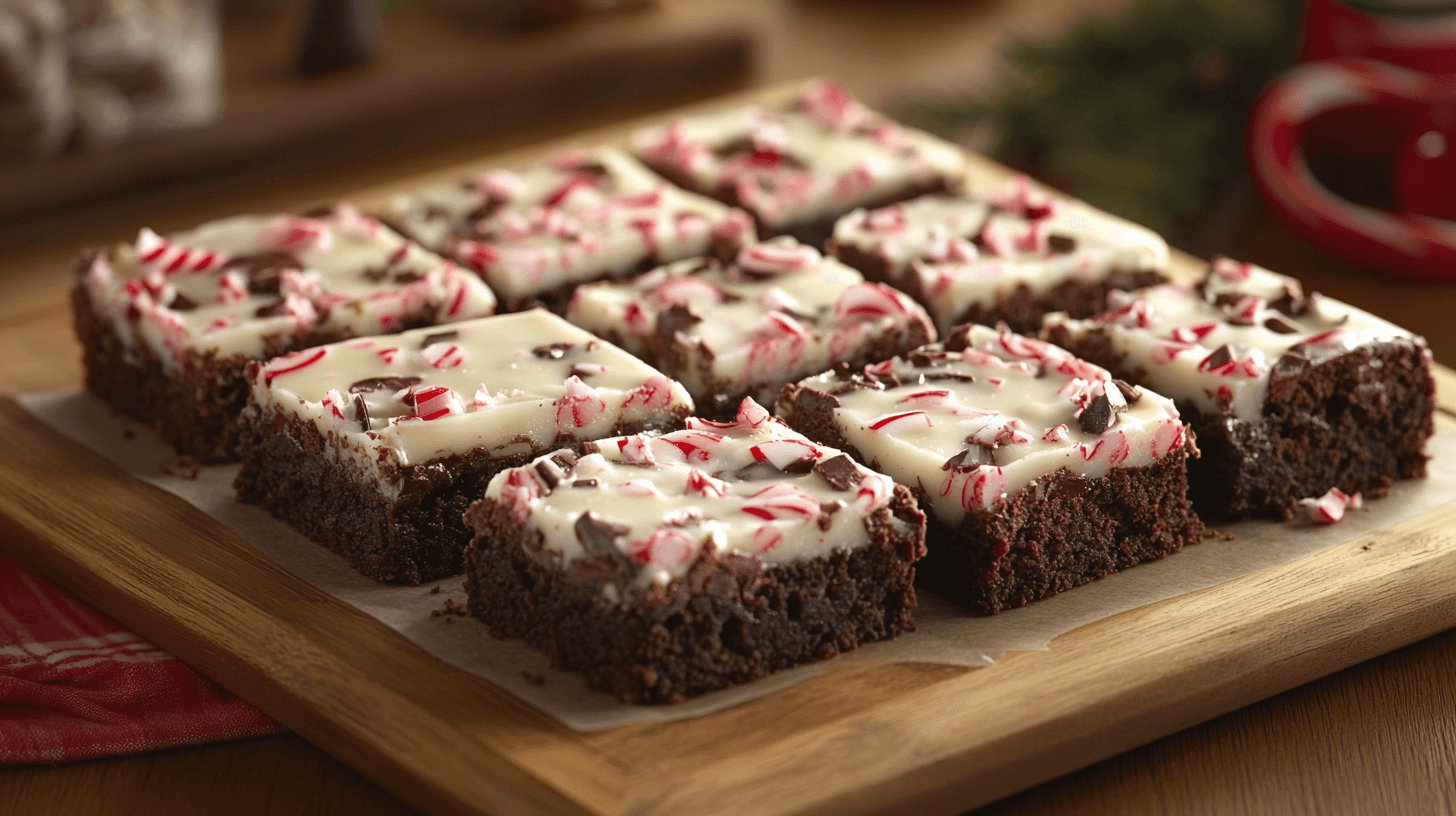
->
(234, 310, 693, 584)
(1043, 257, 1435, 520)
(777, 323, 1204, 615)
(566, 237, 937, 419)
(388, 146, 756, 312)
(633, 79, 966, 245)
(74, 205, 498, 462)
(463, 398, 926, 703)
(826, 178, 1169, 335)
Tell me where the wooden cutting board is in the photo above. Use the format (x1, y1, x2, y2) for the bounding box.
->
(2, 82, 1455, 816)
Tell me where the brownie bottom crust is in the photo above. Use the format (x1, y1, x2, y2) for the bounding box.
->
(463, 489, 924, 704)
(916, 454, 1204, 616)
(1049, 326, 1435, 520)
(829, 241, 1166, 336)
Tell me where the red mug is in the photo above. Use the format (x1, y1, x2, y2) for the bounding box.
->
(1247, 0, 1456, 282)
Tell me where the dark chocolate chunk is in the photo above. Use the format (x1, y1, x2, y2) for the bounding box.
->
(466, 198, 506, 224)
(812, 454, 860, 492)
(864, 367, 902, 389)
(393, 271, 424, 284)
(549, 451, 578, 470)
(1274, 350, 1310, 377)
(361, 267, 388, 282)
(353, 394, 371, 432)
(254, 299, 288, 318)
(943, 324, 974, 353)
(1079, 393, 1113, 435)
(419, 330, 458, 348)
(944, 445, 996, 471)
(349, 375, 422, 393)
(1264, 316, 1300, 334)
(922, 372, 976, 384)
(1270, 280, 1308, 316)
(1211, 292, 1240, 308)
(734, 462, 782, 481)
(168, 292, 199, 311)
(223, 251, 303, 295)
(570, 364, 602, 378)
(1114, 379, 1141, 404)
(907, 349, 947, 368)
(573, 512, 634, 571)
(1048, 234, 1077, 253)
(534, 461, 563, 489)
(1204, 344, 1235, 370)
(1226, 307, 1257, 326)
(532, 342, 574, 359)
(779, 456, 817, 475)
(571, 479, 599, 489)
(656, 304, 701, 338)
(299, 204, 336, 218)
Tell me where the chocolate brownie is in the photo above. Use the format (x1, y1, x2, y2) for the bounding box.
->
(633, 80, 966, 246)
(388, 146, 756, 312)
(826, 177, 1169, 335)
(566, 237, 937, 419)
(1043, 257, 1435, 520)
(74, 205, 498, 462)
(234, 311, 693, 584)
(462, 398, 926, 703)
(777, 323, 1203, 615)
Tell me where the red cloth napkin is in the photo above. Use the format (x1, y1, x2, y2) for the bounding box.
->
(0, 551, 283, 764)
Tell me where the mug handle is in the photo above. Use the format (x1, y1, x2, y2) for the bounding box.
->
(1247, 57, 1456, 283)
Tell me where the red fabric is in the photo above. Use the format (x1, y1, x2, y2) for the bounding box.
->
(0, 552, 283, 764)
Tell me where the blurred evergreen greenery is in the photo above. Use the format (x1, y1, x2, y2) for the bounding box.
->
(899, 0, 1302, 246)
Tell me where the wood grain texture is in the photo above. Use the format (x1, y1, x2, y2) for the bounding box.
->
(2, 81, 1454, 816)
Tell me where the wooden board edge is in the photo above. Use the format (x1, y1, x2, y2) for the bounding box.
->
(0, 398, 626, 816)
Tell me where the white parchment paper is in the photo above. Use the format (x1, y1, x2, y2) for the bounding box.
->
(17, 391, 1456, 731)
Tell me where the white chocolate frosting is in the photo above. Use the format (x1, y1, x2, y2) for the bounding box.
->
(482, 399, 907, 587)
(632, 80, 966, 231)
(566, 237, 937, 407)
(249, 310, 693, 497)
(1043, 258, 1424, 423)
(389, 146, 755, 304)
(82, 206, 497, 371)
(778, 324, 1187, 526)
(829, 178, 1169, 332)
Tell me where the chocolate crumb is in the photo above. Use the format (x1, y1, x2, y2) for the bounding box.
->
(571, 478, 599, 488)
(429, 585, 441, 594)
(253, 299, 287, 318)
(656, 304, 701, 338)
(156, 455, 201, 479)
(1204, 344, 1235, 370)
(570, 364, 602, 379)
(1264, 316, 1299, 334)
(521, 671, 546, 686)
(353, 394, 371, 431)
(534, 461, 563, 489)
(1079, 393, 1113, 435)
(943, 324, 974, 352)
(923, 371, 976, 384)
(361, 267, 388, 282)
(549, 451, 578, 470)
(574, 512, 633, 567)
(1048, 234, 1077, 253)
(393, 271, 424, 284)
(812, 454, 860, 491)
(1274, 351, 1310, 377)
(168, 292, 199, 311)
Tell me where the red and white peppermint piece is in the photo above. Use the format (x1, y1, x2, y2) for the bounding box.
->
(501, 469, 543, 521)
(623, 375, 675, 411)
(402, 385, 464, 421)
(259, 217, 332, 255)
(898, 389, 951, 407)
(1300, 487, 1361, 524)
(134, 228, 228, 276)
(868, 411, 933, 433)
(454, 240, 499, 272)
(653, 275, 722, 307)
(658, 429, 725, 463)
(638, 121, 710, 172)
(280, 269, 324, 300)
(476, 169, 522, 202)
(947, 466, 1006, 511)
(749, 438, 821, 471)
(617, 480, 663, 499)
(1227, 296, 1265, 325)
(1042, 424, 1069, 442)
(854, 472, 892, 509)
(736, 398, 772, 429)
(472, 385, 497, 408)
(1301, 329, 1346, 349)
(1014, 219, 1051, 254)
(200, 316, 234, 334)
(617, 188, 665, 210)
(1169, 321, 1220, 343)
(1054, 356, 1106, 383)
(616, 435, 656, 466)
(542, 172, 600, 209)
(630, 529, 697, 568)
(742, 483, 820, 520)
(736, 241, 822, 276)
(261, 347, 328, 384)
(555, 376, 606, 430)
(1150, 338, 1199, 365)
(755, 286, 800, 313)
(832, 164, 874, 201)
(1099, 299, 1156, 329)
(865, 206, 906, 234)
(986, 176, 1056, 220)
(752, 310, 810, 340)
(834, 282, 913, 322)
(751, 524, 783, 554)
(419, 342, 465, 369)
(797, 79, 869, 132)
(684, 468, 729, 498)
(966, 416, 1032, 447)
(375, 346, 400, 365)
(216, 271, 247, 305)
(330, 202, 380, 239)
(319, 389, 348, 420)
(1149, 417, 1185, 459)
(978, 219, 1017, 257)
(1211, 257, 1253, 282)
(997, 330, 1056, 361)
(280, 293, 318, 332)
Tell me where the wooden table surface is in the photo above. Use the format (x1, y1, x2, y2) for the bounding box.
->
(2, 2, 1455, 814)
